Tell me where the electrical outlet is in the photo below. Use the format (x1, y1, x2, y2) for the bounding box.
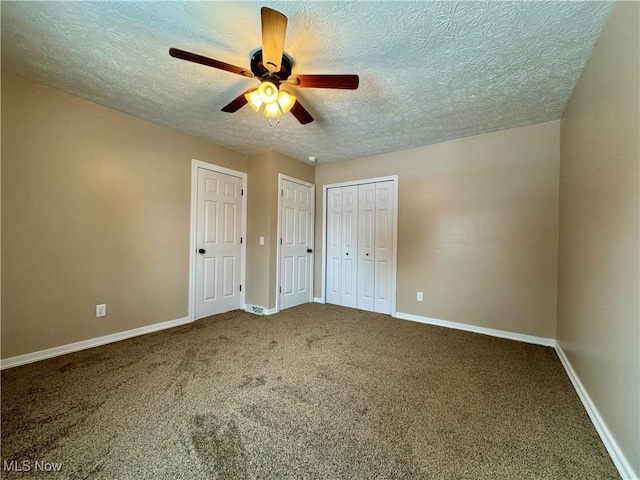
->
(259, 236, 265, 245)
(96, 304, 106, 317)
(417, 292, 424, 302)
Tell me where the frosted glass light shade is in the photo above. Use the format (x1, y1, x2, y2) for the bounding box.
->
(257, 81, 278, 104)
(277, 90, 296, 113)
(245, 90, 263, 112)
(263, 102, 281, 117)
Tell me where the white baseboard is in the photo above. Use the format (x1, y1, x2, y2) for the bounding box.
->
(313, 297, 324, 303)
(394, 311, 555, 347)
(554, 343, 636, 480)
(0, 316, 192, 370)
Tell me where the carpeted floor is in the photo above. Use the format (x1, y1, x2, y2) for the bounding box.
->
(1, 303, 619, 479)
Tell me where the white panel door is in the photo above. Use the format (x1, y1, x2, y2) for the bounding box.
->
(340, 186, 358, 308)
(195, 168, 243, 319)
(280, 179, 314, 310)
(326, 188, 342, 306)
(357, 183, 376, 311)
(325, 180, 395, 313)
(374, 181, 395, 314)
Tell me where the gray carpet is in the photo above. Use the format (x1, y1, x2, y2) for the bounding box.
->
(1, 303, 619, 479)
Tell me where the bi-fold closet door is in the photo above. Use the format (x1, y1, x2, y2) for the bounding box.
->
(326, 181, 394, 314)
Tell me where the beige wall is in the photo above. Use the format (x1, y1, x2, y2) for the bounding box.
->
(558, 1, 640, 476)
(315, 121, 560, 338)
(246, 151, 272, 309)
(246, 150, 314, 310)
(1, 73, 247, 359)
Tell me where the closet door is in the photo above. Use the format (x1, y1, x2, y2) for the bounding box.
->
(374, 181, 395, 314)
(326, 188, 342, 305)
(340, 186, 358, 308)
(325, 180, 396, 313)
(357, 183, 375, 311)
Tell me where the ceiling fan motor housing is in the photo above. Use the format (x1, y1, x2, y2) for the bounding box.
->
(250, 50, 292, 82)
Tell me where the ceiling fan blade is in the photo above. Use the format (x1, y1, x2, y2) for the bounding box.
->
(261, 7, 288, 73)
(221, 89, 254, 113)
(288, 74, 359, 90)
(169, 48, 254, 78)
(290, 100, 314, 124)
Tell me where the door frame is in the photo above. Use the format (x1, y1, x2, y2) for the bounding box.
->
(188, 159, 247, 321)
(275, 174, 315, 313)
(320, 175, 399, 316)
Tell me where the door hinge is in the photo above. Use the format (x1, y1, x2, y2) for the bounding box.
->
(280, 238, 282, 245)
(279, 286, 282, 293)
(241, 189, 244, 196)
(240, 285, 242, 292)
(281, 189, 283, 196)
(240, 237, 243, 244)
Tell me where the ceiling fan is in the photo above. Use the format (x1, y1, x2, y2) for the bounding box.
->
(169, 7, 359, 124)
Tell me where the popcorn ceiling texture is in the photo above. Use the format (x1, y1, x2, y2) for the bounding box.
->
(1, 1, 612, 164)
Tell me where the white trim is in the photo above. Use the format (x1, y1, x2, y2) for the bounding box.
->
(320, 175, 399, 314)
(320, 186, 327, 304)
(276, 174, 315, 313)
(0, 316, 192, 370)
(554, 343, 637, 480)
(390, 178, 399, 315)
(321, 175, 399, 190)
(394, 311, 555, 347)
(313, 297, 324, 303)
(189, 160, 247, 321)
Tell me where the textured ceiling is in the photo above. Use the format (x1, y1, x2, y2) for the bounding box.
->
(2, 1, 612, 164)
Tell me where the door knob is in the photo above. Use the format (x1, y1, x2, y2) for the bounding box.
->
(366, 253, 369, 256)
(307, 249, 313, 253)
(346, 252, 349, 256)
(198, 248, 206, 254)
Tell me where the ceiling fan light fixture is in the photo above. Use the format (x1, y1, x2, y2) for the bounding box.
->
(245, 90, 263, 112)
(257, 80, 278, 104)
(277, 90, 296, 113)
(170, 6, 359, 126)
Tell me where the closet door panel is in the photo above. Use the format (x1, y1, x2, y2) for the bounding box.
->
(357, 183, 375, 311)
(374, 181, 395, 314)
(326, 188, 342, 305)
(341, 186, 358, 308)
